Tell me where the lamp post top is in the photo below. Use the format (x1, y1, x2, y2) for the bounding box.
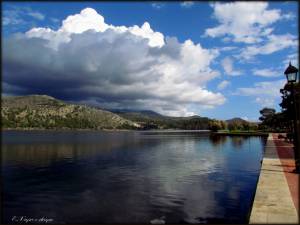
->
(284, 62, 299, 75)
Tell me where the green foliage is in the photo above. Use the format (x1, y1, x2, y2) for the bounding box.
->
(208, 120, 225, 132)
(279, 82, 300, 134)
(227, 122, 237, 131)
(1, 95, 135, 130)
(258, 107, 288, 132)
(119, 112, 212, 130)
(117, 122, 137, 130)
(227, 119, 255, 132)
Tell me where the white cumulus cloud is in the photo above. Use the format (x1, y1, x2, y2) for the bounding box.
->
(239, 33, 298, 60)
(252, 68, 281, 77)
(237, 79, 286, 107)
(26, 8, 165, 49)
(3, 7, 225, 117)
(205, 2, 282, 43)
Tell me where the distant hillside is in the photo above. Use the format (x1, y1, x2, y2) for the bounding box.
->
(109, 109, 165, 121)
(2, 95, 254, 131)
(225, 117, 258, 130)
(1, 95, 137, 130)
(226, 117, 248, 124)
(109, 109, 211, 130)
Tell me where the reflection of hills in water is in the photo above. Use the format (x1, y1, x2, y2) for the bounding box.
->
(2, 132, 149, 167)
(209, 134, 266, 150)
(141, 130, 210, 135)
(3, 143, 117, 167)
(1, 132, 194, 167)
(231, 137, 248, 148)
(2, 132, 220, 175)
(2, 132, 267, 167)
(209, 135, 248, 149)
(230, 136, 266, 149)
(209, 135, 249, 148)
(209, 135, 227, 147)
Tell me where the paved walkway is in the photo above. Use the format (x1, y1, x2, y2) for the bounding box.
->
(249, 133, 299, 224)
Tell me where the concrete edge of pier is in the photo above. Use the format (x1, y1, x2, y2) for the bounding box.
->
(249, 133, 299, 224)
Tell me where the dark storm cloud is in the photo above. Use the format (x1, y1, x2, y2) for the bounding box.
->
(2, 8, 225, 116)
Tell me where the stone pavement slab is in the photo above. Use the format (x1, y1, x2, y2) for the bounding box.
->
(249, 134, 299, 224)
(273, 134, 299, 212)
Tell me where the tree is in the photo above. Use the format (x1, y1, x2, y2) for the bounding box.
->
(258, 107, 277, 131)
(259, 108, 276, 122)
(279, 82, 300, 135)
(208, 120, 223, 132)
(227, 122, 237, 131)
(227, 121, 246, 131)
(242, 122, 250, 131)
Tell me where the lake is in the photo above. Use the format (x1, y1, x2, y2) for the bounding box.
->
(2, 130, 266, 224)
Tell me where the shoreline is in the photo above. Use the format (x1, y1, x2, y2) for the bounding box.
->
(2, 128, 269, 136)
(1, 127, 133, 132)
(1, 127, 211, 132)
(213, 131, 269, 137)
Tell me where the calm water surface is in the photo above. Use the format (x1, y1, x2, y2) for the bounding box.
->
(2, 130, 266, 224)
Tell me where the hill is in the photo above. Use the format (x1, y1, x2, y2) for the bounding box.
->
(225, 117, 258, 130)
(226, 117, 248, 124)
(109, 109, 211, 130)
(109, 109, 165, 121)
(1, 95, 137, 130)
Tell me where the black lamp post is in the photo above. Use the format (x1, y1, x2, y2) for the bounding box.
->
(284, 62, 299, 173)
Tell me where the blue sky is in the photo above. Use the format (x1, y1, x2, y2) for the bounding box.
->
(2, 1, 299, 121)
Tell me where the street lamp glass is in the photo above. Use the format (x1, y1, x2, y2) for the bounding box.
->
(286, 72, 297, 83)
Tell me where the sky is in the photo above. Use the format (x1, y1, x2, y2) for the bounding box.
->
(2, 1, 299, 121)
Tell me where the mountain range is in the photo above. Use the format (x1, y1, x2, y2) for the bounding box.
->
(1, 95, 250, 130)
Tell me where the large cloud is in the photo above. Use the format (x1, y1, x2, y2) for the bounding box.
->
(3, 8, 225, 116)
